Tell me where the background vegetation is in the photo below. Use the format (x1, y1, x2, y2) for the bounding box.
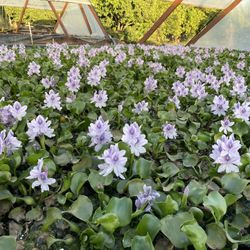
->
(2, 1, 219, 44)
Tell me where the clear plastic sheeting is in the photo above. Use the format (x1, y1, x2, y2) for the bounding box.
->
(0, 0, 91, 10)
(48, 0, 91, 4)
(195, 0, 250, 51)
(167, 0, 234, 9)
(0, 0, 63, 10)
(55, 3, 105, 38)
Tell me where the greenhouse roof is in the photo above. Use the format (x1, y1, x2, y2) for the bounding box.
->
(167, 0, 233, 9)
(140, 0, 248, 50)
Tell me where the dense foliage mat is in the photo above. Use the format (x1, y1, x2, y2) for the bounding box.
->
(0, 43, 250, 250)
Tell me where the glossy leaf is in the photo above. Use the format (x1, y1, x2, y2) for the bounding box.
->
(66, 195, 93, 222)
(106, 197, 132, 227)
(203, 191, 227, 222)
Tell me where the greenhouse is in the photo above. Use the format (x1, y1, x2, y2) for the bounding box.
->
(0, 0, 109, 44)
(0, 0, 250, 250)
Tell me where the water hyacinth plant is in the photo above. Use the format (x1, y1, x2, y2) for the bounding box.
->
(0, 43, 250, 250)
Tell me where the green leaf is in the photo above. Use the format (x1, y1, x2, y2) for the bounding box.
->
(181, 221, 207, 250)
(88, 170, 113, 192)
(66, 195, 93, 222)
(46, 235, 74, 249)
(131, 234, 155, 250)
(241, 153, 250, 167)
(90, 231, 115, 249)
(123, 229, 136, 248)
(155, 195, 179, 217)
(0, 171, 11, 184)
(134, 158, 153, 179)
(203, 191, 227, 222)
(187, 180, 207, 205)
(16, 196, 35, 205)
(221, 173, 249, 195)
(225, 194, 242, 206)
(159, 162, 179, 178)
(158, 110, 176, 121)
(0, 190, 16, 203)
(26, 206, 42, 221)
(206, 223, 226, 249)
(136, 214, 160, 240)
(243, 185, 250, 200)
(0, 163, 10, 171)
(70, 172, 88, 195)
(183, 153, 199, 167)
(72, 155, 92, 171)
(53, 151, 72, 166)
(42, 207, 62, 231)
(106, 197, 132, 227)
(189, 207, 204, 222)
(27, 150, 49, 165)
(0, 236, 16, 250)
(161, 212, 193, 248)
(95, 213, 120, 233)
(224, 220, 250, 244)
(233, 122, 249, 136)
(126, 179, 144, 196)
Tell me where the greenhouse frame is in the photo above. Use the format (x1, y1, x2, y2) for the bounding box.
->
(140, 0, 249, 51)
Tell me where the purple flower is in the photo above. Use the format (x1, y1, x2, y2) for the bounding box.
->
(219, 118, 234, 134)
(9, 101, 27, 121)
(27, 61, 40, 76)
(190, 83, 207, 100)
(147, 62, 165, 73)
(26, 115, 55, 141)
(231, 76, 247, 98)
(65, 66, 81, 92)
(210, 134, 241, 173)
(98, 144, 127, 179)
(233, 102, 250, 122)
(0, 106, 15, 126)
(163, 123, 177, 139)
(44, 90, 62, 111)
(41, 76, 57, 89)
(87, 116, 112, 151)
(0, 130, 21, 155)
(216, 153, 241, 173)
(66, 94, 76, 103)
(133, 101, 149, 114)
(115, 52, 126, 64)
(175, 66, 186, 78)
(87, 66, 102, 86)
(26, 158, 56, 192)
(144, 76, 157, 93)
(91, 90, 108, 108)
(122, 122, 148, 156)
(172, 81, 188, 97)
(211, 95, 229, 116)
(135, 185, 160, 211)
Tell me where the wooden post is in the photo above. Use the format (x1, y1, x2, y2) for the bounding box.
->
(139, 0, 183, 44)
(54, 2, 68, 31)
(187, 0, 242, 46)
(16, 0, 29, 32)
(88, 5, 109, 38)
(79, 4, 92, 34)
(48, 0, 69, 37)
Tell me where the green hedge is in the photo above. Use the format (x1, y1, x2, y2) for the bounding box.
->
(5, 7, 56, 26)
(92, 0, 218, 44)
